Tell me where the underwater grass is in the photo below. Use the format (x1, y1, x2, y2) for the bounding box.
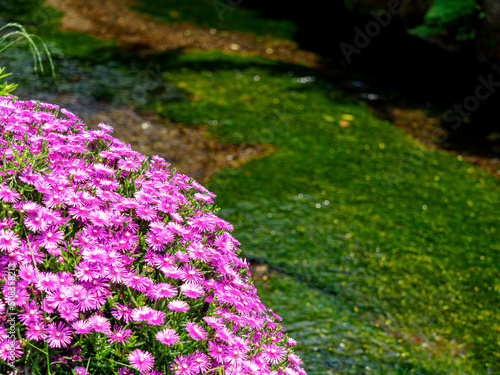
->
(150, 49, 500, 374)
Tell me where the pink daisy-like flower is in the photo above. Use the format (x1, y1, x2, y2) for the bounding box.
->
(0, 338, 22, 362)
(106, 263, 127, 283)
(128, 349, 155, 373)
(20, 300, 42, 325)
(72, 367, 89, 375)
(46, 289, 69, 309)
(0, 185, 21, 203)
(118, 158, 140, 172)
(181, 264, 203, 283)
(124, 274, 152, 292)
(136, 205, 158, 221)
(185, 322, 208, 341)
(148, 309, 165, 326)
(89, 315, 111, 333)
(0, 217, 15, 229)
(46, 321, 73, 348)
(155, 328, 180, 347)
(189, 351, 211, 373)
(111, 303, 133, 323)
(288, 353, 302, 366)
(36, 228, 64, 249)
(203, 316, 224, 330)
(162, 266, 184, 280)
(37, 271, 59, 292)
(225, 344, 249, 366)
(88, 210, 113, 228)
(17, 264, 38, 284)
(74, 262, 99, 282)
(261, 344, 286, 365)
(131, 306, 153, 322)
(168, 300, 189, 312)
(171, 354, 197, 375)
(215, 326, 234, 344)
(106, 325, 132, 344)
(35, 229, 64, 249)
(66, 284, 88, 302)
(0, 229, 21, 252)
(180, 282, 204, 299)
(24, 213, 48, 233)
(194, 193, 214, 204)
(25, 321, 46, 341)
(71, 320, 92, 334)
(145, 283, 177, 301)
(59, 303, 79, 322)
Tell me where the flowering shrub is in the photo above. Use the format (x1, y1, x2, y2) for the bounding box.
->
(0, 96, 306, 375)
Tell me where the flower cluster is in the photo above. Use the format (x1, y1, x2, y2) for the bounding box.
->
(0, 96, 306, 375)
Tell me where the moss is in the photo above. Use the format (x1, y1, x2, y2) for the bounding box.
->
(152, 49, 500, 374)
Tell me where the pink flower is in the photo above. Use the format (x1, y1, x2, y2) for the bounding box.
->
(45, 321, 73, 348)
(124, 274, 152, 292)
(145, 282, 177, 300)
(208, 341, 226, 362)
(72, 367, 89, 375)
(128, 349, 155, 372)
(131, 306, 153, 322)
(171, 354, 196, 375)
(0, 229, 20, 252)
(189, 351, 210, 373)
(147, 309, 165, 326)
(155, 328, 180, 347)
(261, 344, 286, 365)
(37, 271, 59, 292)
(0, 185, 20, 203)
(180, 282, 204, 299)
(106, 325, 132, 344)
(71, 320, 92, 334)
(24, 212, 49, 233)
(111, 303, 133, 323)
(88, 315, 111, 333)
(25, 321, 46, 341)
(35, 228, 64, 249)
(168, 300, 189, 312)
(185, 322, 208, 341)
(0, 338, 22, 362)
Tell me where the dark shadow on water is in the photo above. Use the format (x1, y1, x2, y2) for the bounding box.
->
(239, 0, 500, 160)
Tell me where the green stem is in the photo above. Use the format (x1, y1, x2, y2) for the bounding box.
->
(126, 287, 140, 307)
(107, 359, 133, 368)
(26, 341, 47, 355)
(42, 308, 51, 375)
(44, 341, 51, 375)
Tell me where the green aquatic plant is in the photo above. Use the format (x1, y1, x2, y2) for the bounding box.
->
(0, 22, 55, 97)
(0, 67, 17, 97)
(0, 22, 54, 78)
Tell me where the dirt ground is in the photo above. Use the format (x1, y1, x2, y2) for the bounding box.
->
(45, 0, 319, 68)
